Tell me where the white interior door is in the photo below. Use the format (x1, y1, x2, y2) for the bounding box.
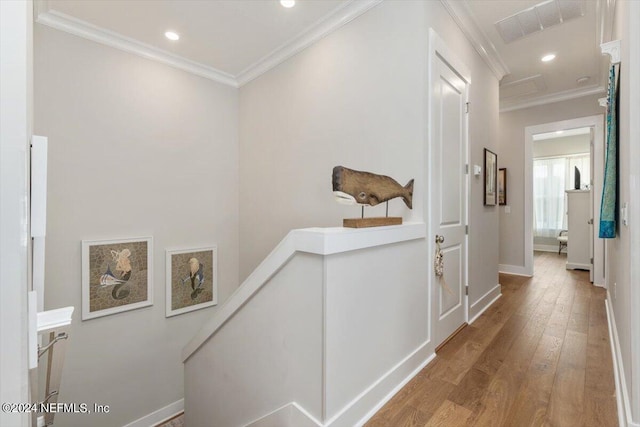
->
(430, 35, 469, 348)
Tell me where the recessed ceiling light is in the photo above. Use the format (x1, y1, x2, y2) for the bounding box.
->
(541, 54, 556, 62)
(280, 0, 295, 8)
(165, 31, 180, 41)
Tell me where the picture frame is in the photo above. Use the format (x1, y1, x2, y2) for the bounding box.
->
(166, 246, 218, 317)
(82, 237, 153, 320)
(484, 148, 498, 206)
(498, 168, 507, 205)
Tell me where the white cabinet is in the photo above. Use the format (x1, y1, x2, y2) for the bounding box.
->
(566, 190, 591, 270)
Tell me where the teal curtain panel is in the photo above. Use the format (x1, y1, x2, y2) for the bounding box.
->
(599, 63, 619, 238)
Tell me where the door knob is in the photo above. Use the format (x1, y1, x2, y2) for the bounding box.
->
(435, 235, 445, 244)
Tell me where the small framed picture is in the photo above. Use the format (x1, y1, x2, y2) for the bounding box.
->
(166, 246, 218, 317)
(498, 168, 507, 205)
(82, 237, 153, 320)
(484, 148, 498, 206)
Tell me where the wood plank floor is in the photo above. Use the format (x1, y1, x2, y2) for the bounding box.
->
(366, 252, 617, 427)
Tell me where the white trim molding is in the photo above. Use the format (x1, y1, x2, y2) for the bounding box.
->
(352, 349, 435, 427)
(332, 344, 434, 427)
(440, 0, 509, 80)
(245, 347, 436, 427)
(629, 0, 640, 422)
(34, 0, 383, 88)
(469, 284, 501, 324)
(500, 85, 606, 113)
(601, 39, 621, 64)
(121, 399, 184, 427)
(606, 297, 640, 427)
(183, 223, 426, 361)
(35, 8, 238, 87)
(246, 402, 322, 427)
(524, 115, 605, 284)
(498, 264, 532, 277)
(533, 244, 561, 253)
(236, 0, 383, 86)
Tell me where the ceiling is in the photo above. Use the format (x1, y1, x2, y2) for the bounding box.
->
(462, 0, 611, 111)
(44, 0, 349, 76)
(36, 0, 613, 110)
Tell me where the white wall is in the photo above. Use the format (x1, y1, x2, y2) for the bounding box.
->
(609, 0, 639, 422)
(498, 95, 603, 269)
(34, 25, 239, 427)
(33, 1, 501, 424)
(184, 231, 429, 427)
(238, 0, 499, 320)
(185, 253, 324, 427)
(533, 134, 590, 158)
(0, 2, 32, 427)
(324, 239, 428, 422)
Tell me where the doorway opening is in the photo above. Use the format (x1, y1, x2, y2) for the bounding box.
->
(524, 115, 605, 286)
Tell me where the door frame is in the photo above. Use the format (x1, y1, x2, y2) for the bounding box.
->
(524, 114, 605, 286)
(427, 28, 471, 345)
(0, 1, 32, 426)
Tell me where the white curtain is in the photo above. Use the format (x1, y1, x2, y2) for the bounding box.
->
(534, 158, 566, 238)
(534, 154, 590, 238)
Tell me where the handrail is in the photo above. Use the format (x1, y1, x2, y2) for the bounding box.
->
(37, 307, 74, 333)
(182, 222, 426, 361)
(30, 306, 74, 427)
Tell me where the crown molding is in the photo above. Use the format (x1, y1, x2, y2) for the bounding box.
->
(601, 39, 621, 64)
(440, 0, 509, 81)
(236, 0, 383, 87)
(500, 85, 606, 113)
(34, 0, 383, 89)
(35, 4, 238, 87)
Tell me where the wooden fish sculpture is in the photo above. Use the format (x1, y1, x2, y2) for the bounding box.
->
(332, 166, 414, 209)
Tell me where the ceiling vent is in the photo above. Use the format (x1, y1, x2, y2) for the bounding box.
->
(499, 74, 547, 99)
(495, 0, 585, 43)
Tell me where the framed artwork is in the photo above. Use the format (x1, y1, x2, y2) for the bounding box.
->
(484, 148, 498, 206)
(166, 246, 217, 317)
(82, 237, 153, 320)
(498, 168, 507, 205)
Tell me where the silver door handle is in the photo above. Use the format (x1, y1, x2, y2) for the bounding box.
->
(435, 235, 444, 244)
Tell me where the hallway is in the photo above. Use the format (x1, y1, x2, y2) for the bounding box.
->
(366, 252, 617, 426)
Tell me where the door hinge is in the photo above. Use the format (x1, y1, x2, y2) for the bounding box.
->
(590, 257, 594, 264)
(465, 102, 469, 113)
(465, 285, 469, 296)
(465, 164, 469, 174)
(465, 225, 469, 234)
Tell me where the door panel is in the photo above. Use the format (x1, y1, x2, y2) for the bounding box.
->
(440, 78, 463, 225)
(439, 244, 462, 318)
(431, 50, 469, 348)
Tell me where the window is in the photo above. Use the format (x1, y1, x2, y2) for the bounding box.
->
(533, 154, 590, 238)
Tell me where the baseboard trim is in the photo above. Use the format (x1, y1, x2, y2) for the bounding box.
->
(533, 244, 561, 253)
(322, 341, 434, 427)
(122, 399, 184, 427)
(566, 262, 591, 271)
(246, 342, 435, 427)
(245, 402, 322, 427)
(498, 264, 532, 277)
(605, 296, 639, 427)
(353, 348, 435, 427)
(469, 284, 501, 324)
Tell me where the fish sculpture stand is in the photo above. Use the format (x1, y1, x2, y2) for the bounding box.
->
(332, 165, 413, 228)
